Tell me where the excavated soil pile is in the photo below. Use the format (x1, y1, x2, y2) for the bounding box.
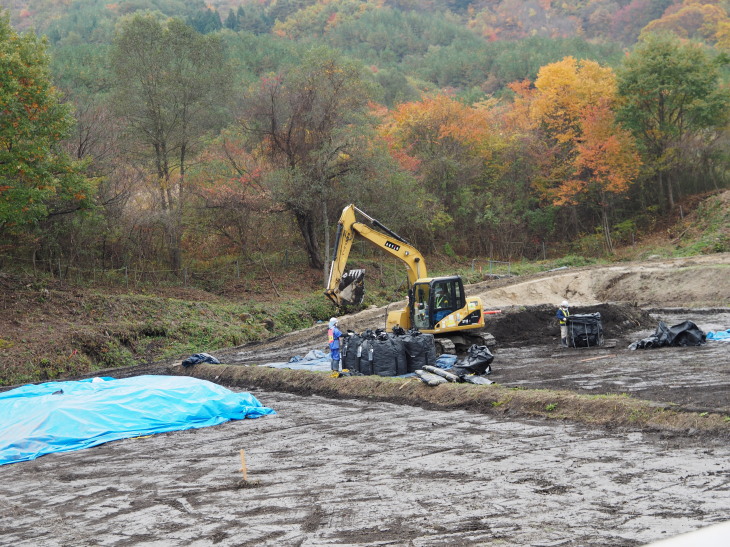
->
(485, 303, 653, 347)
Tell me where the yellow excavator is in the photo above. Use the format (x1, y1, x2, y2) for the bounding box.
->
(325, 204, 495, 353)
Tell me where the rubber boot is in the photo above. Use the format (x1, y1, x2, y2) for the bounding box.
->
(561, 337, 567, 347)
(331, 358, 339, 371)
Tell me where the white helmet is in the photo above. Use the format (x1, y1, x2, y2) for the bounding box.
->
(561, 300, 569, 307)
(328, 317, 338, 328)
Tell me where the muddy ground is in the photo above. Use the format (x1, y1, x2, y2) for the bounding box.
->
(2, 391, 729, 546)
(1, 254, 729, 546)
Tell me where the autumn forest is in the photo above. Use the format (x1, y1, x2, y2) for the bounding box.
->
(1, 0, 729, 284)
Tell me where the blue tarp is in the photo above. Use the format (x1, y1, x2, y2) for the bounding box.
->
(707, 329, 730, 341)
(435, 354, 459, 369)
(0, 375, 275, 466)
(265, 349, 459, 375)
(265, 349, 332, 370)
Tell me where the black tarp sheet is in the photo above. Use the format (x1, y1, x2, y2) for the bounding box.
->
(629, 320, 706, 350)
(452, 344, 494, 376)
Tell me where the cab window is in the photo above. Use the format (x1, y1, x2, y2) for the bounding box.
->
(453, 282, 464, 309)
(412, 283, 431, 330)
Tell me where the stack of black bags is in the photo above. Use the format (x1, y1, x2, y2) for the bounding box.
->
(341, 327, 437, 376)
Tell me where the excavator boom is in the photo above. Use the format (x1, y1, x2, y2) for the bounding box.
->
(325, 205, 427, 307)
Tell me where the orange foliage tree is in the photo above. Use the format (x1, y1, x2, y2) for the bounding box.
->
(554, 101, 641, 251)
(382, 94, 505, 253)
(522, 57, 639, 251)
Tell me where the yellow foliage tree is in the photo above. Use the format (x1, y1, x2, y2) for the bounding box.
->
(717, 19, 730, 48)
(517, 57, 640, 252)
(531, 56, 617, 144)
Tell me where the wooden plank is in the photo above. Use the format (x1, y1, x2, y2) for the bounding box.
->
(578, 354, 616, 363)
(239, 449, 248, 481)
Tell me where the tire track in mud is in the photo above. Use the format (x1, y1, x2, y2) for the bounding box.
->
(2, 392, 729, 546)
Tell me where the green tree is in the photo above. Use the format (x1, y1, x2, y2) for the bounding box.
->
(383, 94, 507, 255)
(0, 14, 92, 239)
(224, 9, 237, 30)
(50, 39, 112, 97)
(187, 7, 222, 34)
(110, 14, 231, 270)
(617, 33, 730, 210)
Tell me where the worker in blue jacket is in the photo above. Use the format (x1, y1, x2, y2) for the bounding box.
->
(556, 300, 570, 347)
(328, 317, 343, 371)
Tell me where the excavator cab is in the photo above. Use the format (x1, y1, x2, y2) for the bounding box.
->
(411, 277, 465, 330)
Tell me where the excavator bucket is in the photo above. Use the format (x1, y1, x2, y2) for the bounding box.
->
(336, 269, 365, 307)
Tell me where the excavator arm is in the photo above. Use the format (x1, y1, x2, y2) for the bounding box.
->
(325, 205, 427, 307)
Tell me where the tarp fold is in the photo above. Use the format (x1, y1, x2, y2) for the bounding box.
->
(0, 375, 275, 466)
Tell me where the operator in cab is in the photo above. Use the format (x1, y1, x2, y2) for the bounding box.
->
(433, 285, 452, 322)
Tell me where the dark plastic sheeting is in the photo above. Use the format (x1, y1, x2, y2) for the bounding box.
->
(452, 344, 494, 376)
(629, 320, 706, 350)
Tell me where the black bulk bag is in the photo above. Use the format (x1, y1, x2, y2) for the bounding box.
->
(388, 333, 408, 376)
(567, 313, 604, 348)
(341, 331, 363, 372)
(358, 337, 374, 375)
(371, 333, 398, 376)
(400, 329, 437, 372)
(422, 333, 437, 367)
(402, 330, 428, 373)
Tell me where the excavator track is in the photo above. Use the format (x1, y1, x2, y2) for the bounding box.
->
(435, 331, 496, 356)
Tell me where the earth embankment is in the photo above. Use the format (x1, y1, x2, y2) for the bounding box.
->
(469, 253, 730, 309)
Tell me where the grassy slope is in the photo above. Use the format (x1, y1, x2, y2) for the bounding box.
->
(1, 190, 728, 388)
(0, 280, 335, 386)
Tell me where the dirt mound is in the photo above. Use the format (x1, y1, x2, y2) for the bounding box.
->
(485, 303, 654, 347)
(471, 253, 730, 308)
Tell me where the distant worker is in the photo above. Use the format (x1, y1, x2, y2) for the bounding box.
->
(327, 317, 343, 371)
(556, 300, 570, 347)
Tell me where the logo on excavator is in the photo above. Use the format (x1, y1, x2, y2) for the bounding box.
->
(385, 241, 400, 251)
